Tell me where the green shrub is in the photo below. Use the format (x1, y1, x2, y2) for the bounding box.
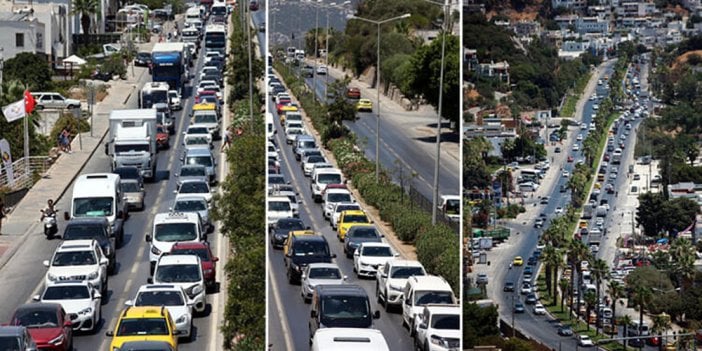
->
(50, 114, 90, 143)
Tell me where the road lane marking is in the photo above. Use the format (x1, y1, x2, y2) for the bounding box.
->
(267, 260, 294, 350)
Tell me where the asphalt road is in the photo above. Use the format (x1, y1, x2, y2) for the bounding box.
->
(0, 17, 229, 351)
(266, 86, 415, 351)
(268, 0, 355, 48)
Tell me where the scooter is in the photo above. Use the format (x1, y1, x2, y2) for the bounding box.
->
(40, 209, 58, 239)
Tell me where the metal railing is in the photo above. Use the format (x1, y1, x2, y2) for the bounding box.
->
(0, 156, 55, 192)
(409, 185, 460, 233)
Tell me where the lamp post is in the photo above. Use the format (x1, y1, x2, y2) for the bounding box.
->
(323, 1, 350, 99)
(246, 0, 254, 131)
(312, 0, 322, 101)
(348, 13, 411, 182)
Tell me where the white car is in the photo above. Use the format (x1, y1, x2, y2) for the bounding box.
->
(578, 334, 594, 347)
(576, 134, 583, 141)
(43, 239, 109, 296)
(33, 281, 102, 332)
(316, 65, 328, 75)
(302, 155, 327, 176)
(330, 202, 361, 229)
(184, 125, 213, 145)
(413, 304, 460, 351)
(126, 284, 194, 340)
(353, 242, 398, 278)
(376, 260, 426, 309)
(175, 179, 214, 203)
(322, 188, 354, 219)
(562, 170, 570, 177)
(554, 207, 564, 215)
(286, 127, 305, 144)
(168, 90, 182, 110)
(533, 303, 546, 315)
(520, 282, 532, 295)
(196, 80, 219, 95)
(572, 144, 580, 151)
(150, 255, 207, 313)
(300, 263, 346, 303)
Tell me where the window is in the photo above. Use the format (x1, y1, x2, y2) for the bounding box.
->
(16, 33, 24, 47)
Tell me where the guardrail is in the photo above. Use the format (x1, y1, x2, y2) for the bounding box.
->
(0, 156, 55, 193)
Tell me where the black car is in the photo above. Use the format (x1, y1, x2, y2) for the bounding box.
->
(134, 52, 152, 67)
(113, 166, 144, 189)
(284, 235, 335, 284)
(557, 325, 574, 336)
(202, 74, 224, 87)
(91, 68, 113, 82)
(503, 281, 515, 292)
(271, 85, 286, 97)
(525, 293, 537, 304)
(270, 218, 307, 249)
(514, 303, 525, 313)
(628, 337, 645, 348)
(62, 217, 118, 274)
(527, 256, 537, 266)
(309, 285, 379, 342)
(343, 225, 383, 258)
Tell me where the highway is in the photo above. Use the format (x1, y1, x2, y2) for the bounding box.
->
(0, 14, 231, 351)
(266, 78, 416, 351)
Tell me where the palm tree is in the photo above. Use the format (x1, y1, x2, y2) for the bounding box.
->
(541, 244, 558, 299)
(632, 285, 653, 340)
(567, 241, 589, 318)
(670, 238, 696, 294)
(592, 258, 609, 336)
(620, 314, 633, 350)
(652, 313, 671, 351)
(559, 278, 569, 313)
(584, 291, 597, 331)
(607, 280, 624, 338)
(72, 0, 98, 35)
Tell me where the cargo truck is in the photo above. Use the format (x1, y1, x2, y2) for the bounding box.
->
(105, 109, 158, 181)
(151, 42, 187, 93)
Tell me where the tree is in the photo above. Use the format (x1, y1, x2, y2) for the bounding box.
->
(72, 0, 98, 35)
(463, 302, 499, 347)
(652, 313, 671, 350)
(670, 238, 696, 294)
(568, 241, 590, 318)
(607, 280, 625, 337)
(559, 278, 569, 313)
(637, 192, 666, 237)
(632, 285, 653, 341)
(592, 258, 609, 336)
(3, 53, 53, 91)
(620, 314, 633, 350)
(584, 291, 597, 331)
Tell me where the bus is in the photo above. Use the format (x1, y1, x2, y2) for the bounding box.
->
(139, 82, 169, 109)
(151, 43, 186, 93)
(204, 24, 226, 55)
(519, 169, 543, 183)
(211, 3, 227, 24)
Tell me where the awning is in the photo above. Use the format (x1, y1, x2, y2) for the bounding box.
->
(63, 55, 87, 66)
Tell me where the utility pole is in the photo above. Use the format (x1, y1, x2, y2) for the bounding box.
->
(431, 0, 449, 225)
(312, 0, 320, 101)
(245, 0, 254, 132)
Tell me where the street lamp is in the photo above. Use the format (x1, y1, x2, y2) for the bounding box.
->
(348, 13, 412, 182)
(323, 1, 351, 99)
(312, 0, 323, 101)
(418, 0, 452, 225)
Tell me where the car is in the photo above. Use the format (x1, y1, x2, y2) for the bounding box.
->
(554, 147, 562, 153)
(43, 239, 109, 296)
(316, 65, 327, 75)
(513, 256, 524, 266)
(353, 242, 397, 278)
(346, 87, 361, 99)
(286, 127, 305, 144)
(539, 196, 549, 205)
(567, 155, 574, 162)
(300, 263, 346, 303)
(175, 179, 213, 203)
(533, 303, 546, 315)
(514, 303, 525, 313)
(61, 217, 116, 274)
(156, 125, 170, 149)
(302, 155, 326, 176)
(557, 325, 574, 336)
(520, 282, 532, 295)
(121, 179, 145, 211)
(9, 303, 73, 351)
(503, 281, 515, 292)
(149, 255, 207, 314)
(125, 284, 193, 341)
(172, 194, 213, 233)
(0, 326, 38, 350)
(113, 166, 144, 191)
(525, 293, 537, 304)
(169, 241, 219, 292)
(134, 51, 152, 67)
(578, 335, 594, 347)
(355, 98, 373, 112)
(523, 266, 533, 279)
(527, 256, 537, 266)
(31, 92, 81, 110)
(413, 304, 460, 351)
(337, 210, 372, 241)
(562, 170, 570, 177)
(555, 207, 564, 215)
(322, 186, 353, 219)
(476, 273, 488, 284)
(301, 64, 314, 77)
(375, 260, 426, 310)
(283, 234, 335, 284)
(572, 144, 580, 151)
(343, 225, 382, 258)
(269, 217, 307, 249)
(106, 306, 180, 350)
(534, 218, 544, 228)
(33, 281, 102, 333)
(577, 134, 583, 141)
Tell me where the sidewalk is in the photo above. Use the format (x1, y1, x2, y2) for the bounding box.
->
(309, 58, 460, 162)
(0, 23, 178, 269)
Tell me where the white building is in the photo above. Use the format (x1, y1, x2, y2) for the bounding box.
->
(0, 12, 46, 59)
(576, 16, 610, 34)
(552, 0, 587, 10)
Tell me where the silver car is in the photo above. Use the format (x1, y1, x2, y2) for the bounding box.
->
(120, 179, 145, 210)
(176, 164, 208, 187)
(182, 147, 217, 185)
(173, 194, 213, 233)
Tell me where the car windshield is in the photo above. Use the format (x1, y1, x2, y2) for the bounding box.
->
(0, 337, 21, 350)
(115, 144, 150, 153)
(43, 285, 91, 300)
(174, 199, 207, 212)
(186, 137, 209, 146)
(349, 227, 378, 239)
(155, 264, 201, 283)
(171, 248, 209, 261)
(269, 176, 285, 184)
(361, 246, 392, 257)
(120, 182, 141, 193)
(277, 220, 304, 230)
(292, 241, 329, 257)
(320, 296, 370, 326)
(73, 197, 114, 217)
(343, 214, 368, 223)
(187, 156, 213, 167)
(188, 127, 209, 135)
(318, 174, 341, 184)
(180, 182, 209, 194)
(135, 291, 185, 306)
(327, 193, 351, 203)
(181, 167, 206, 177)
(194, 114, 217, 123)
(431, 314, 459, 330)
(269, 200, 291, 211)
(299, 140, 316, 149)
(390, 266, 426, 279)
(415, 291, 454, 305)
(445, 199, 460, 214)
(154, 223, 197, 242)
(308, 267, 342, 279)
(12, 309, 59, 328)
(117, 318, 169, 336)
(336, 205, 360, 213)
(52, 251, 96, 266)
(63, 224, 106, 240)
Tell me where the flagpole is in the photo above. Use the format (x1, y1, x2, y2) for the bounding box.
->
(23, 86, 29, 177)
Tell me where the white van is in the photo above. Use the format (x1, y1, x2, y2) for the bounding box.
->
(311, 328, 390, 351)
(145, 212, 203, 274)
(402, 275, 456, 333)
(67, 173, 127, 247)
(311, 169, 344, 202)
(518, 182, 538, 192)
(628, 320, 650, 336)
(266, 112, 275, 140)
(185, 7, 201, 23)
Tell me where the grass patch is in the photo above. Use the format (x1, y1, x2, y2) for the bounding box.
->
(560, 72, 592, 117)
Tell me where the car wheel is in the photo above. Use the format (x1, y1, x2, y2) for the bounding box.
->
(287, 269, 294, 284)
(93, 305, 102, 334)
(101, 278, 108, 296)
(409, 320, 416, 336)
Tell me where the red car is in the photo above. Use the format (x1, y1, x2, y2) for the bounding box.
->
(277, 96, 292, 105)
(10, 303, 73, 351)
(346, 87, 361, 99)
(156, 125, 169, 149)
(170, 242, 219, 292)
(196, 90, 219, 103)
(567, 156, 574, 162)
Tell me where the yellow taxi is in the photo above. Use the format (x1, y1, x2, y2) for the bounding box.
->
(579, 220, 588, 229)
(337, 210, 372, 241)
(106, 306, 179, 350)
(594, 182, 602, 189)
(513, 256, 524, 266)
(283, 230, 316, 256)
(355, 98, 373, 112)
(192, 101, 220, 118)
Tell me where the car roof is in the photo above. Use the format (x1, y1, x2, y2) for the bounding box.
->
(315, 284, 366, 297)
(157, 254, 200, 266)
(185, 147, 213, 156)
(171, 241, 209, 250)
(121, 306, 170, 319)
(57, 239, 97, 251)
(341, 210, 365, 216)
(136, 284, 185, 293)
(422, 304, 460, 315)
(15, 302, 61, 313)
(175, 194, 208, 202)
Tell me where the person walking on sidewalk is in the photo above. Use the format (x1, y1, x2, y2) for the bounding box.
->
(221, 128, 232, 151)
(0, 198, 5, 235)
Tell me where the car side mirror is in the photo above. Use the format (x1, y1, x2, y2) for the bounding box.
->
(173, 190, 178, 194)
(419, 322, 427, 329)
(63, 212, 70, 221)
(310, 310, 317, 318)
(404, 297, 410, 305)
(354, 251, 360, 256)
(43, 260, 50, 267)
(100, 257, 109, 265)
(213, 257, 219, 262)
(342, 275, 348, 281)
(301, 274, 306, 280)
(124, 300, 133, 306)
(145, 235, 152, 242)
(381, 272, 388, 279)
(380, 234, 385, 238)
(147, 277, 153, 284)
(105, 331, 114, 337)
(373, 311, 380, 319)
(394, 253, 400, 257)
(32, 295, 40, 301)
(331, 253, 337, 259)
(64, 320, 72, 327)
(117, 210, 124, 219)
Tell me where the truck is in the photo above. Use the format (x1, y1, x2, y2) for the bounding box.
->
(105, 109, 158, 181)
(612, 148, 623, 165)
(473, 228, 510, 243)
(439, 195, 461, 222)
(151, 42, 187, 93)
(582, 204, 594, 220)
(139, 82, 170, 109)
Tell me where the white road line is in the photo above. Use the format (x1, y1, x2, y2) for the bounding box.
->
(267, 260, 294, 350)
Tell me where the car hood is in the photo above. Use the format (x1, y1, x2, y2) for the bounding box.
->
(178, 175, 208, 185)
(27, 327, 63, 343)
(358, 256, 393, 266)
(164, 305, 191, 320)
(387, 277, 410, 290)
(48, 265, 99, 277)
(307, 278, 345, 287)
(43, 298, 93, 314)
(432, 328, 460, 340)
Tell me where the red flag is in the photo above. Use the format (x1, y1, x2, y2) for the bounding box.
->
(24, 90, 35, 114)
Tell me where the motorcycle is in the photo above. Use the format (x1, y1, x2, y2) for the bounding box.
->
(40, 209, 58, 239)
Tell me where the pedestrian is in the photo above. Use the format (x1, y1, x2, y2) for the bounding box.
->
(61, 128, 72, 153)
(221, 128, 232, 151)
(0, 198, 5, 235)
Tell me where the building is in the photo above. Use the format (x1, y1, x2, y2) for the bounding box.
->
(667, 182, 702, 205)
(476, 61, 510, 84)
(576, 16, 610, 34)
(514, 20, 541, 38)
(0, 12, 46, 60)
(615, 1, 658, 17)
(552, 0, 587, 10)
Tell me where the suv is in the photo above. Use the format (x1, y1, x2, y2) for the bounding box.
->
(322, 187, 353, 220)
(0, 326, 37, 351)
(402, 275, 456, 335)
(146, 212, 203, 274)
(182, 147, 217, 185)
(31, 92, 81, 110)
(113, 166, 144, 190)
(376, 260, 426, 310)
(311, 169, 344, 203)
(62, 217, 117, 274)
(267, 195, 294, 225)
(33, 280, 102, 332)
(170, 242, 219, 292)
(125, 284, 193, 341)
(413, 304, 460, 351)
(43, 239, 109, 296)
(106, 306, 180, 350)
(352, 242, 397, 278)
(284, 234, 336, 284)
(149, 255, 207, 314)
(308, 285, 380, 344)
(172, 195, 213, 233)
